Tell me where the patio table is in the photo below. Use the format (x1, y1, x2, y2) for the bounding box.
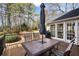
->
(22, 38, 59, 56)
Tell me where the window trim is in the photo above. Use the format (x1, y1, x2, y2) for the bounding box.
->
(51, 24, 55, 37)
(66, 22, 75, 40)
(57, 23, 63, 39)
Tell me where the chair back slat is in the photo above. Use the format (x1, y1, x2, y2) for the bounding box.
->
(24, 33, 32, 42)
(70, 37, 76, 43)
(33, 33, 40, 40)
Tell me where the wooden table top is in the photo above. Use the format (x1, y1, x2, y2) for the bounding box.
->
(22, 38, 59, 56)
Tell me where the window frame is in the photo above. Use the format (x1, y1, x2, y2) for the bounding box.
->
(57, 23, 63, 39)
(50, 24, 55, 37)
(67, 22, 75, 40)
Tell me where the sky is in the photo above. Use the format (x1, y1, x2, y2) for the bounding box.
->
(34, 3, 66, 14)
(34, 3, 79, 15)
(35, 6, 40, 14)
(34, 3, 47, 15)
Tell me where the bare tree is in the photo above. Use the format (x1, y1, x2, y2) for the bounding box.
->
(0, 4, 4, 31)
(72, 3, 75, 10)
(65, 3, 67, 12)
(71, 3, 79, 10)
(46, 3, 65, 21)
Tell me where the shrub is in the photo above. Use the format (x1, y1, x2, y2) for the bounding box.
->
(5, 34, 21, 43)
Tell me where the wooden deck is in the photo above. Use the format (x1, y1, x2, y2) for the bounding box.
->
(57, 41, 79, 56)
(2, 41, 79, 56)
(2, 32, 79, 56)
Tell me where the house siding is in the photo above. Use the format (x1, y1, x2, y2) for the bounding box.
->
(50, 19, 79, 45)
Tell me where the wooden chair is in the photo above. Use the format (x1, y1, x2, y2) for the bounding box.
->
(0, 35, 6, 56)
(23, 32, 33, 56)
(45, 31, 51, 39)
(33, 33, 40, 41)
(51, 37, 75, 56)
(24, 32, 32, 42)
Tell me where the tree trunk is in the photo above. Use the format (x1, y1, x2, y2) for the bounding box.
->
(27, 12, 30, 30)
(72, 3, 75, 10)
(7, 4, 11, 32)
(65, 3, 67, 12)
(7, 13, 11, 32)
(13, 16, 17, 32)
(18, 14, 21, 32)
(1, 5, 4, 31)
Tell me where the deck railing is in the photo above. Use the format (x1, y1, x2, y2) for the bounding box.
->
(3, 32, 41, 56)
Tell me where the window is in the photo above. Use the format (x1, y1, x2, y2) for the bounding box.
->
(67, 22, 75, 40)
(57, 24, 63, 38)
(51, 24, 55, 37)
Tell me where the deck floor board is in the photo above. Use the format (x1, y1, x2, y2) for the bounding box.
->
(2, 41, 79, 56)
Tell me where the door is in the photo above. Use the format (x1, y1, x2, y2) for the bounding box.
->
(66, 22, 75, 42)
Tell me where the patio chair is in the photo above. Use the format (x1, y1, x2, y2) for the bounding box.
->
(24, 32, 32, 42)
(23, 33, 33, 56)
(33, 32, 40, 41)
(51, 37, 75, 56)
(24, 32, 40, 56)
(0, 35, 6, 56)
(45, 31, 51, 39)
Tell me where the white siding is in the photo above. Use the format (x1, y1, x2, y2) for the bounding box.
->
(51, 20, 79, 45)
(63, 22, 67, 42)
(76, 20, 79, 45)
(55, 23, 57, 37)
